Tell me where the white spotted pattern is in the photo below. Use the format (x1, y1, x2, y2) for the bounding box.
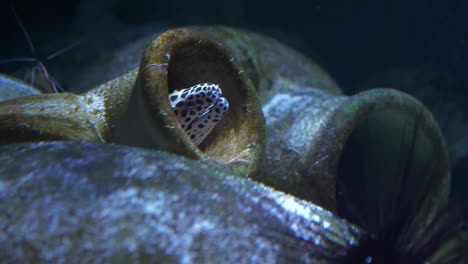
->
(168, 83, 229, 145)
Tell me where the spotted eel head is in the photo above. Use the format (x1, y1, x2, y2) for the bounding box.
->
(168, 83, 229, 145)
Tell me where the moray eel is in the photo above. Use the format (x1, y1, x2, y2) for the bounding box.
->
(168, 83, 229, 145)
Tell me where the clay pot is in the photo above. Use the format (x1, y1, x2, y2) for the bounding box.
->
(359, 67, 468, 220)
(0, 28, 267, 177)
(0, 70, 136, 144)
(0, 27, 453, 201)
(199, 30, 464, 261)
(195, 29, 451, 217)
(113, 28, 265, 177)
(0, 27, 464, 262)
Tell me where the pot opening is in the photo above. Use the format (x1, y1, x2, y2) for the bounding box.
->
(167, 38, 255, 165)
(335, 108, 446, 232)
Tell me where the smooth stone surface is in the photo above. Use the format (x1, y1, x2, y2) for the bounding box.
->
(0, 141, 363, 263)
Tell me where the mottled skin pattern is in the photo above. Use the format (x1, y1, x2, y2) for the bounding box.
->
(168, 83, 228, 145)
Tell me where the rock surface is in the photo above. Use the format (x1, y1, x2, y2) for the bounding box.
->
(0, 141, 363, 263)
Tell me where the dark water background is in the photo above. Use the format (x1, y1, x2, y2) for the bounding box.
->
(1, 0, 467, 91)
(1, 0, 467, 214)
